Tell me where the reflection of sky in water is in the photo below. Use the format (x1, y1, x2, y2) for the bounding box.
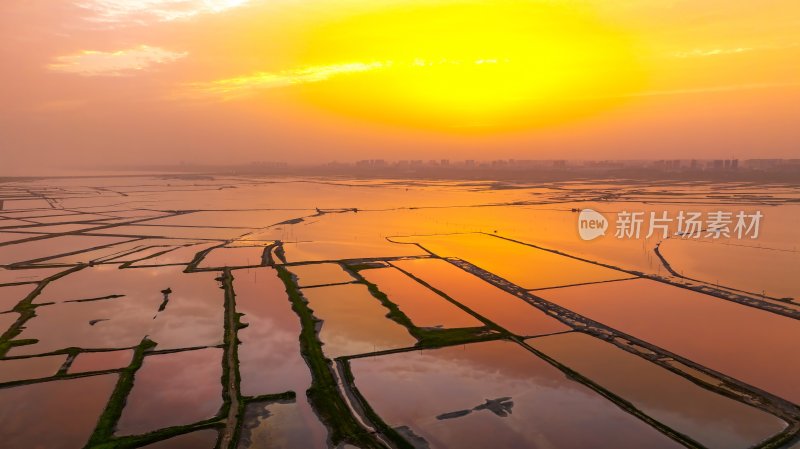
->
(0, 235, 130, 265)
(117, 348, 223, 435)
(235, 268, 314, 396)
(199, 246, 265, 268)
(395, 233, 628, 290)
(351, 340, 681, 449)
(0, 177, 796, 447)
(0, 312, 20, 337)
(69, 349, 133, 374)
(130, 242, 220, 266)
(0, 354, 66, 383)
(10, 266, 223, 355)
(0, 375, 118, 448)
(139, 429, 219, 449)
(233, 267, 330, 446)
(239, 400, 328, 449)
(391, 258, 570, 336)
(660, 238, 800, 299)
(287, 263, 355, 287)
(361, 267, 483, 328)
(537, 278, 800, 404)
(529, 332, 786, 449)
(0, 267, 63, 284)
(0, 284, 36, 311)
(282, 240, 428, 263)
(302, 283, 416, 358)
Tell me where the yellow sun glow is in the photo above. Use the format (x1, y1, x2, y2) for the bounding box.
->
(288, 2, 646, 131)
(186, 2, 647, 132)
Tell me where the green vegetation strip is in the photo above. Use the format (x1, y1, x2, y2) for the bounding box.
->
(245, 390, 296, 404)
(87, 338, 162, 448)
(0, 267, 82, 357)
(89, 421, 223, 449)
(275, 266, 386, 449)
(348, 264, 506, 348)
(339, 360, 415, 449)
(88, 274, 234, 449)
(220, 270, 242, 449)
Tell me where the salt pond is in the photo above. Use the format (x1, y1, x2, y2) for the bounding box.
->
(287, 262, 356, 287)
(360, 267, 483, 329)
(536, 278, 800, 403)
(528, 332, 786, 449)
(116, 348, 224, 435)
(349, 340, 682, 449)
(301, 283, 416, 358)
(391, 258, 570, 336)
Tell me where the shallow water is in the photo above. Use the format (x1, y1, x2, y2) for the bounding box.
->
(233, 268, 315, 396)
(12, 266, 223, 355)
(69, 349, 133, 374)
(117, 348, 224, 435)
(535, 278, 800, 403)
(0, 232, 44, 244)
(39, 240, 150, 265)
(11, 223, 102, 234)
(147, 271, 224, 350)
(301, 283, 417, 358)
(0, 266, 63, 285)
(232, 267, 331, 444)
(104, 245, 185, 264)
(42, 239, 192, 265)
(1, 198, 51, 209)
(287, 263, 356, 287)
(0, 283, 35, 311)
(144, 210, 310, 228)
(237, 399, 328, 449)
(527, 332, 787, 449)
(9, 296, 158, 356)
(93, 225, 255, 240)
(0, 354, 66, 383)
(130, 242, 220, 266)
(659, 238, 800, 300)
(281, 240, 428, 263)
(198, 246, 266, 268)
(360, 267, 483, 329)
(1, 210, 78, 219)
(0, 176, 797, 448)
(0, 312, 19, 335)
(32, 264, 182, 304)
(391, 258, 570, 336)
(0, 374, 118, 449)
(393, 233, 629, 289)
(349, 339, 682, 449)
(139, 429, 220, 449)
(0, 235, 132, 265)
(18, 212, 114, 224)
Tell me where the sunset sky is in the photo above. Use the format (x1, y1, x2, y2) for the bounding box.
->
(1, 0, 799, 174)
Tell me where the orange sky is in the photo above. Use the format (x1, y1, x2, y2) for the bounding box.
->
(1, 0, 798, 175)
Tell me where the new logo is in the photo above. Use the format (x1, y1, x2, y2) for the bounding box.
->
(578, 209, 608, 241)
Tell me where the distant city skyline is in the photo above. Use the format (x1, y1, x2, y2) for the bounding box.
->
(47, 157, 792, 184)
